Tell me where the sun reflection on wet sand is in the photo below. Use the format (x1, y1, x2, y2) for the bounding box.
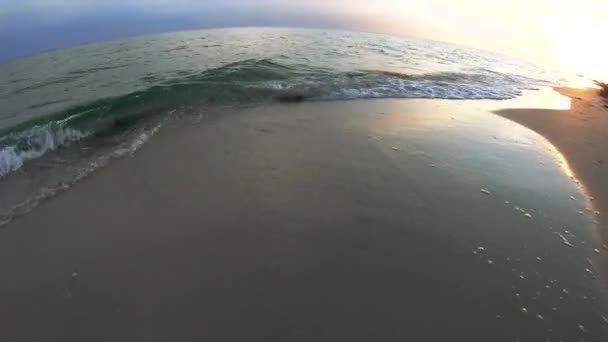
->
(492, 88, 607, 287)
(496, 87, 572, 111)
(550, 143, 597, 219)
(554, 146, 576, 180)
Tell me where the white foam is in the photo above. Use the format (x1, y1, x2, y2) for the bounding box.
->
(0, 124, 89, 177)
(318, 72, 531, 101)
(0, 121, 164, 228)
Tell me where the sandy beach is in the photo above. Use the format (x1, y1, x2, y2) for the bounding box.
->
(496, 88, 608, 255)
(0, 97, 606, 341)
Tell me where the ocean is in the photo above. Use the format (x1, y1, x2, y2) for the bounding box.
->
(0, 27, 573, 225)
(0, 28, 562, 178)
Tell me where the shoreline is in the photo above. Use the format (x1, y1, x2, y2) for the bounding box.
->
(495, 87, 608, 247)
(0, 98, 605, 341)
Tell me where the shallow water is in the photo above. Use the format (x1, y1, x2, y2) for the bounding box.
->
(1, 97, 605, 341)
(366, 98, 607, 340)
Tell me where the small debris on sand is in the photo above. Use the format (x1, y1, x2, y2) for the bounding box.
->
(71, 271, 78, 278)
(487, 259, 493, 265)
(570, 196, 577, 201)
(562, 289, 569, 295)
(480, 189, 491, 195)
(594, 248, 600, 254)
(513, 206, 534, 219)
(536, 257, 542, 261)
(578, 324, 586, 333)
(391, 146, 399, 151)
(537, 314, 544, 320)
(557, 233, 575, 248)
(521, 307, 528, 314)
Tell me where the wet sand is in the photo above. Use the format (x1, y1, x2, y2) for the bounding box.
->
(496, 88, 608, 250)
(0, 99, 606, 341)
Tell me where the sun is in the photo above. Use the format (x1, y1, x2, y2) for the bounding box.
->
(544, 9, 608, 81)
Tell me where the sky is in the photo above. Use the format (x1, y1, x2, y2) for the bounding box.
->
(1, 0, 608, 78)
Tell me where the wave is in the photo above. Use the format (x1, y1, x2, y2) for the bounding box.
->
(0, 120, 165, 227)
(0, 59, 544, 178)
(0, 120, 89, 177)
